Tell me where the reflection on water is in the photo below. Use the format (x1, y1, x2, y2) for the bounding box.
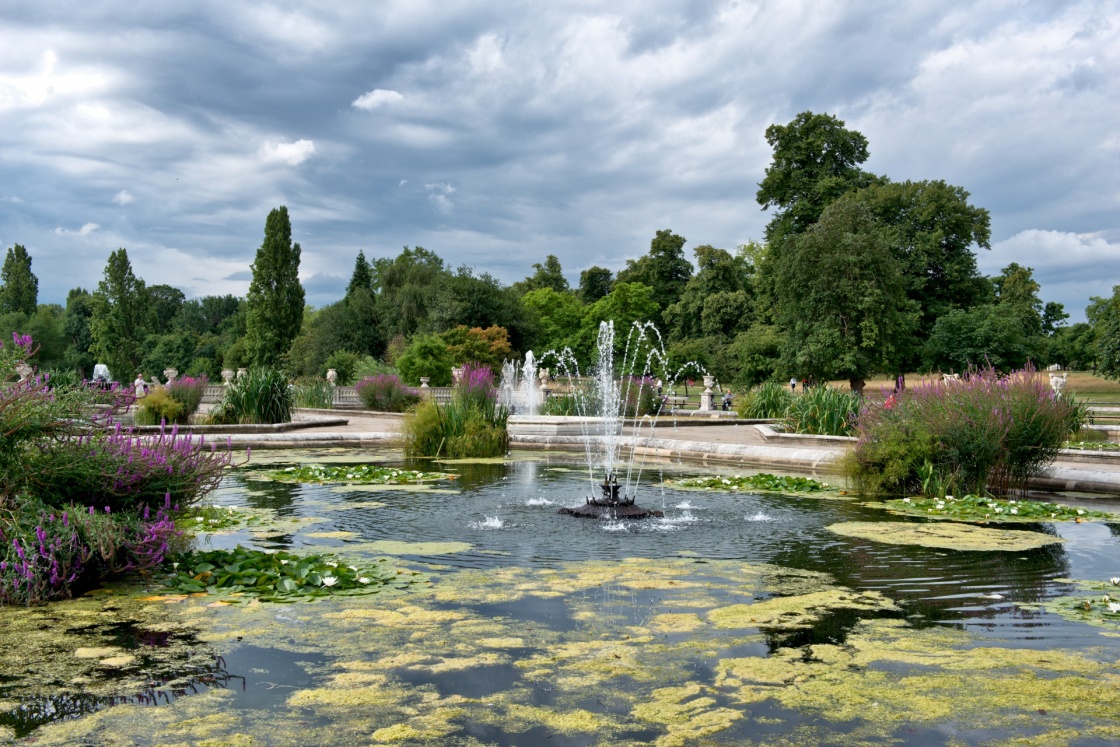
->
(5, 454, 1120, 744)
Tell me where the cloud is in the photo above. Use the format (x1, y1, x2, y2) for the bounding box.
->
(425, 182, 456, 214)
(53, 222, 99, 236)
(112, 189, 134, 205)
(0, 196, 22, 203)
(352, 88, 403, 111)
(259, 139, 316, 166)
(223, 270, 253, 281)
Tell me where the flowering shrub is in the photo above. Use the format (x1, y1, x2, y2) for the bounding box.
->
(167, 375, 208, 419)
(623, 376, 661, 418)
(355, 374, 420, 412)
(847, 365, 1082, 496)
(404, 363, 508, 458)
(134, 386, 184, 425)
(26, 423, 232, 513)
(0, 494, 183, 605)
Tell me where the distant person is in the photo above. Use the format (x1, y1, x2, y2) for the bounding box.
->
(134, 375, 147, 399)
(789, 377, 797, 392)
(722, 391, 732, 411)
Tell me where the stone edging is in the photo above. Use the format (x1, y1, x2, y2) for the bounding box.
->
(753, 424, 857, 446)
(127, 416, 350, 435)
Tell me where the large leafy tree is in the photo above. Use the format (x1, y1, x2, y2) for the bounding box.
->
(373, 246, 449, 339)
(773, 197, 917, 393)
(849, 180, 991, 348)
(663, 244, 755, 342)
(1091, 286, 1120, 380)
(63, 288, 96, 375)
(514, 255, 569, 294)
(89, 248, 153, 379)
(756, 111, 883, 243)
(615, 229, 692, 325)
(924, 305, 1037, 373)
(148, 284, 186, 333)
(576, 281, 660, 364)
(522, 287, 584, 355)
(577, 266, 613, 304)
(993, 262, 1044, 337)
(0, 244, 39, 315)
(244, 206, 305, 368)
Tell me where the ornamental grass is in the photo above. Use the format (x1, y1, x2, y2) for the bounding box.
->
(404, 363, 508, 458)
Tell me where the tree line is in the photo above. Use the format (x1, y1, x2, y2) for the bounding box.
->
(2, 113, 1116, 388)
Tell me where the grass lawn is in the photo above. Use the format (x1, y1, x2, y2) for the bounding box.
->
(822, 371, 1120, 402)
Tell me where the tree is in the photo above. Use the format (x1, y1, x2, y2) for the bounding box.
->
(756, 111, 883, 242)
(1092, 286, 1120, 380)
(374, 246, 448, 338)
(1042, 301, 1069, 335)
(522, 287, 584, 355)
(63, 288, 95, 375)
(244, 206, 305, 368)
(993, 263, 1044, 337)
(396, 334, 454, 386)
(515, 255, 569, 294)
(924, 305, 1036, 373)
(1049, 322, 1096, 370)
(849, 180, 991, 350)
(89, 248, 153, 379)
(0, 244, 39, 315)
(578, 266, 613, 304)
(663, 244, 754, 342)
(615, 229, 693, 324)
(441, 325, 513, 370)
(576, 282, 660, 364)
(148, 284, 186, 333)
(773, 197, 917, 393)
(347, 250, 373, 296)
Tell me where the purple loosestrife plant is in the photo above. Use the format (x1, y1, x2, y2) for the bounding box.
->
(848, 364, 1080, 496)
(355, 374, 421, 412)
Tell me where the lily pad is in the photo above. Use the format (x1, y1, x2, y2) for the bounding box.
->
(668, 473, 829, 493)
(876, 494, 1117, 523)
(255, 464, 454, 485)
(826, 521, 1064, 551)
(1034, 579, 1120, 631)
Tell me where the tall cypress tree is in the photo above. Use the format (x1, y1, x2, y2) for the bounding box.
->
(244, 206, 305, 368)
(89, 248, 153, 378)
(0, 244, 39, 315)
(347, 250, 373, 296)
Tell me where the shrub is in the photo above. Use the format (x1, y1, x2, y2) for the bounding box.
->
(848, 365, 1081, 496)
(397, 334, 453, 386)
(292, 377, 334, 409)
(736, 380, 794, 419)
(210, 369, 291, 424)
(324, 350, 360, 385)
(404, 363, 508, 458)
(622, 376, 662, 418)
(0, 493, 184, 605)
(352, 355, 398, 380)
(356, 374, 420, 412)
(135, 386, 184, 425)
(167, 375, 208, 419)
(784, 385, 860, 436)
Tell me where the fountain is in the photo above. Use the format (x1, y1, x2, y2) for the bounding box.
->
(498, 350, 542, 416)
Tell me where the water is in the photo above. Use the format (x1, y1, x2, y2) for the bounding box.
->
(4, 455, 1120, 745)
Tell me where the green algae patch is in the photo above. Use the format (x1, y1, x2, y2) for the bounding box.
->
(303, 530, 359, 539)
(632, 684, 743, 747)
(709, 589, 901, 631)
(667, 472, 829, 493)
(826, 520, 1064, 551)
(875, 494, 1118, 523)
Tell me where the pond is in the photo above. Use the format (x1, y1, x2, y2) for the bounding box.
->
(3, 450, 1119, 746)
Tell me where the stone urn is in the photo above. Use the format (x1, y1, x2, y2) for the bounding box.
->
(221, 369, 234, 385)
(419, 377, 430, 388)
(538, 368, 550, 388)
(451, 367, 464, 385)
(326, 368, 338, 386)
(15, 362, 32, 381)
(1049, 372, 1068, 395)
(702, 375, 715, 392)
(163, 368, 178, 384)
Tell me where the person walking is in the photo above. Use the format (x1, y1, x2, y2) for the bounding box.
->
(789, 377, 797, 392)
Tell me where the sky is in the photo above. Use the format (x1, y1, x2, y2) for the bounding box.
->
(1, 1, 1118, 321)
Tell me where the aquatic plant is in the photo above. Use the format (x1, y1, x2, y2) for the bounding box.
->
(404, 363, 508, 458)
(209, 368, 291, 424)
(1040, 578, 1120, 631)
(290, 376, 334, 409)
(847, 364, 1081, 496)
(827, 520, 1064, 551)
(784, 384, 860, 436)
(670, 473, 829, 493)
(354, 374, 420, 412)
(165, 374, 207, 419)
(160, 545, 426, 601)
(880, 494, 1116, 523)
(735, 380, 794, 419)
(259, 464, 452, 485)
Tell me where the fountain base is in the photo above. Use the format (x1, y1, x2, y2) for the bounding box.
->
(558, 476, 664, 519)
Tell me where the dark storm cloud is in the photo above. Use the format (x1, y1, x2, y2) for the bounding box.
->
(1, 1, 1118, 321)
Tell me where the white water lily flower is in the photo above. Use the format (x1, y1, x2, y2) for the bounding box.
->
(994, 508, 1003, 513)
(1078, 510, 1085, 515)
(1109, 602, 1120, 614)
(1010, 508, 1018, 515)
(1051, 513, 1057, 518)
(326, 561, 338, 567)
(280, 559, 289, 565)
(348, 565, 358, 571)
(196, 516, 205, 522)
(1110, 577, 1120, 586)
(358, 577, 371, 584)
(936, 503, 945, 509)
(321, 575, 338, 587)
(902, 498, 911, 503)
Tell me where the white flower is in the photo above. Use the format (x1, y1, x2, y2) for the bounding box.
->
(321, 575, 338, 587)
(994, 508, 1003, 513)
(326, 561, 338, 567)
(280, 559, 290, 565)
(1110, 577, 1120, 586)
(348, 565, 358, 571)
(172, 562, 179, 570)
(1010, 508, 1018, 515)
(1078, 510, 1085, 515)
(196, 516, 205, 522)
(1109, 602, 1120, 614)
(1051, 513, 1057, 518)
(945, 495, 954, 501)
(936, 503, 945, 510)
(358, 577, 371, 584)
(902, 498, 911, 503)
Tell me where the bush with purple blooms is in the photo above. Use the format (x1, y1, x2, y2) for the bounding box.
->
(0, 334, 232, 605)
(847, 365, 1083, 497)
(404, 363, 508, 458)
(355, 374, 421, 412)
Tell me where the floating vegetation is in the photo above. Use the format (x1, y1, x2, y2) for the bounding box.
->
(342, 540, 473, 556)
(256, 464, 454, 485)
(877, 494, 1117, 523)
(668, 473, 828, 493)
(1037, 578, 1120, 631)
(178, 504, 269, 532)
(827, 521, 1065, 551)
(160, 546, 427, 601)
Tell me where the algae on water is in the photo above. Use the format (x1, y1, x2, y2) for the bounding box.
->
(826, 520, 1065, 551)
